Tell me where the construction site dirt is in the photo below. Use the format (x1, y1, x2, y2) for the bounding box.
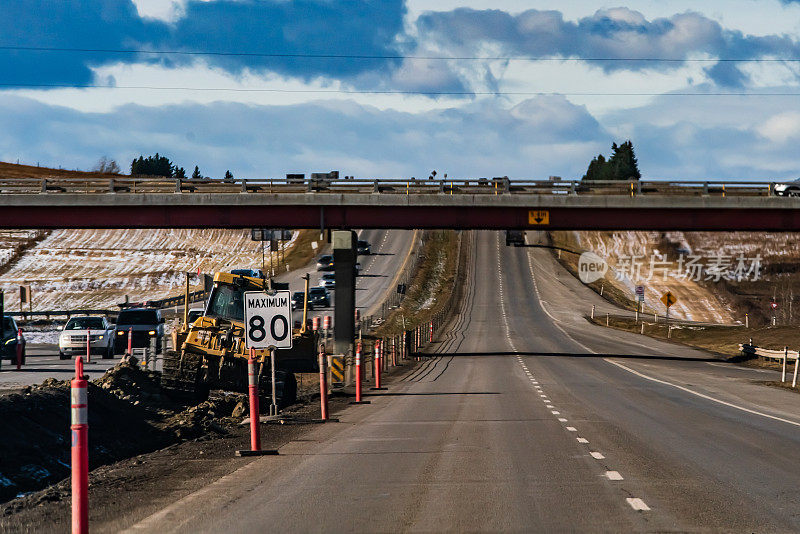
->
(0, 356, 410, 533)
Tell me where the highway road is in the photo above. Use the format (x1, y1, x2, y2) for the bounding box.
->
(127, 231, 800, 533)
(0, 229, 415, 392)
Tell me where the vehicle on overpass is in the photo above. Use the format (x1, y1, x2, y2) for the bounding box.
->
(58, 316, 114, 360)
(774, 178, 800, 197)
(0, 316, 25, 367)
(291, 291, 305, 311)
(319, 273, 336, 289)
(505, 230, 525, 246)
(161, 271, 318, 402)
(114, 307, 165, 355)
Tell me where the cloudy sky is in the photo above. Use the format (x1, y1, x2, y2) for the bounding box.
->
(2, 0, 800, 180)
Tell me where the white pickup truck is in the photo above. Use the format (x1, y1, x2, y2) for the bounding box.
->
(58, 316, 115, 360)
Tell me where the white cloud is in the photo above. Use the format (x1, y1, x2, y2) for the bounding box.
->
(757, 111, 800, 142)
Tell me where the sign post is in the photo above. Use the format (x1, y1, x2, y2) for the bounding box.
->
(660, 291, 678, 325)
(635, 285, 645, 323)
(244, 290, 293, 416)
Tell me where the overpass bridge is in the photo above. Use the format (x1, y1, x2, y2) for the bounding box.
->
(0, 176, 798, 230)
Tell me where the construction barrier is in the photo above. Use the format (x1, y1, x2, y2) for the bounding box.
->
(330, 356, 345, 383)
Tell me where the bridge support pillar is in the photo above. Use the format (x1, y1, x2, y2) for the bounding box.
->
(333, 230, 357, 358)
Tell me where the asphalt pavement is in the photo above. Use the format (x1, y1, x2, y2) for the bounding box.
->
(125, 230, 800, 533)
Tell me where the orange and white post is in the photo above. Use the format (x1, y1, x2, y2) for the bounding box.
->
(71, 357, 89, 534)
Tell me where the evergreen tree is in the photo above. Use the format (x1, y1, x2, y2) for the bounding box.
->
(191, 166, 202, 180)
(581, 140, 641, 181)
(173, 166, 186, 179)
(224, 170, 234, 181)
(130, 153, 174, 177)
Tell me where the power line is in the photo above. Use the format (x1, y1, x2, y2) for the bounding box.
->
(0, 45, 799, 63)
(2, 82, 800, 96)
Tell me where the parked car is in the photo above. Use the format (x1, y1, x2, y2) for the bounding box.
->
(316, 255, 334, 271)
(357, 240, 372, 255)
(319, 273, 336, 289)
(308, 287, 330, 308)
(0, 316, 25, 367)
(114, 308, 165, 355)
(231, 268, 265, 278)
(58, 316, 114, 360)
(774, 178, 800, 197)
(187, 307, 205, 325)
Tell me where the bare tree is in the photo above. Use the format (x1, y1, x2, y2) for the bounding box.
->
(93, 156, 121, 174)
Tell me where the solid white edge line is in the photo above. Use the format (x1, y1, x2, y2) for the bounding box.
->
(525, 244, 800, 431)
(604, 358, 800, 429)
(626, 498, 650, 511)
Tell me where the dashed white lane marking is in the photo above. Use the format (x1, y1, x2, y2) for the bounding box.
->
(626, 498, 650, 511)
(539, 394, 547, 398)
(558, 418, 568, 422)
(605, 471, 624, 481)
(605, 359, 800, 429)
(590, 451, 605, 460)
(577, 437, 589, 444)
(566, 427, 577, 432)
(551, 410, 560, 415)
(546, 405, 554, 409)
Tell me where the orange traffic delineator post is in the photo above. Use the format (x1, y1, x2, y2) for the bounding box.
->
(371, 339, 387, 391)
(350, 341, 370, 404)
(318, 345, 329, 420)
(126, 327, 133, 356)
(236, 349, 278, 456)
(429, 321, 433, 343)
(71, 357, 89, 534)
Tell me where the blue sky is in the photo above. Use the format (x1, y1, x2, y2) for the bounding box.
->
(2, 0, 800, 180)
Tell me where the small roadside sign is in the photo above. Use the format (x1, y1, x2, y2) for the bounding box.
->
(528, 210, 550, 225)
(244, 291, 293, 349)
(635, 285, 645, 303)
(771, 302, 778, 310)
(661, 291, 677, 308)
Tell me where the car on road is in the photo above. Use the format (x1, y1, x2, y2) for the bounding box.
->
(0, 316, 25, 367)
(308, 287, 330, 308)
(505, 230, 525, 247)
(319, 273, 336, 289)
(774, 178, 800, 197)
(357, 240, 371, 255)
(316, 254, 334, 271)
(291, 291, 307, 311)
(114, 307, 165, 355)
(58, 316, 114, 360)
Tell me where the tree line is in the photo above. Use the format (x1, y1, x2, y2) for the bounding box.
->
(130, 153, 233, 180)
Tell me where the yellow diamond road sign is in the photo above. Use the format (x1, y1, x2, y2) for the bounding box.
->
(661, 291, 677, 308)
(528, 210, 549, 225)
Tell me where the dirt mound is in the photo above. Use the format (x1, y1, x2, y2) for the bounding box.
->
(0, 359, 245, 506)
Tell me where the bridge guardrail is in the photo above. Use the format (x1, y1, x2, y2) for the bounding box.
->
(0, 176, 781, 198)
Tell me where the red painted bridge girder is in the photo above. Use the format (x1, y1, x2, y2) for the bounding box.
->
(1, 204, 799, 231)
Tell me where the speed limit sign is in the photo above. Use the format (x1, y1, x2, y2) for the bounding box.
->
(244, 291, 293, 349)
